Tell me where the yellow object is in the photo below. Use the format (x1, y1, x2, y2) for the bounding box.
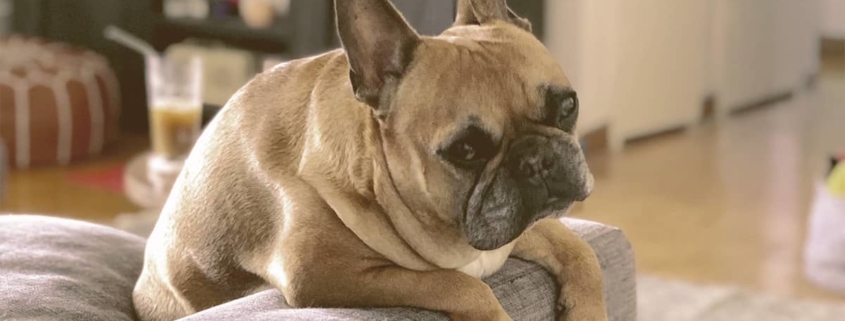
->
(828, 163, 845, 197)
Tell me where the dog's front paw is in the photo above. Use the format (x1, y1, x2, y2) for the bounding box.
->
(556, 298, 608, 321)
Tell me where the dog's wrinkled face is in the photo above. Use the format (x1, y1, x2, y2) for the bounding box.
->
(383, 26, 593, 251)
(337, 0, 593, 251)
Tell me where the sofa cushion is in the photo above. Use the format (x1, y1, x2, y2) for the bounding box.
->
(0, 215, 146, 321)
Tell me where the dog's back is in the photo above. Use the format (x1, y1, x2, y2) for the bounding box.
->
(133, 50, 352, 321)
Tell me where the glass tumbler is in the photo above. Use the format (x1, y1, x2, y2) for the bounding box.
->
(145, 54, 203, 161)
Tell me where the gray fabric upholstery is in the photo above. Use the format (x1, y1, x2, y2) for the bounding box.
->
(0, 215, 146, 321)
(0, 215, 636, 321)
(183, 259, 557, 321)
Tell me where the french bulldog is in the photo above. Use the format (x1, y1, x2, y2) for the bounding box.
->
(133, 0, 606, 320)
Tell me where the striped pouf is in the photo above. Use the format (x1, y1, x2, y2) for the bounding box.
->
(0, 36, 120, 169)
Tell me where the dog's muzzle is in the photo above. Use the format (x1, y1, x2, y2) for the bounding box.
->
(463, 134, 592, 251)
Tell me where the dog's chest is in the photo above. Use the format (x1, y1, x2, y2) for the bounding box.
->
(456, 243, 515, 279)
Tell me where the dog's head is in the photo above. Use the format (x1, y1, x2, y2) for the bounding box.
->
(337, 0, 593, 251)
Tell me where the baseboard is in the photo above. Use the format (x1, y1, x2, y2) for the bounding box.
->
(625, 125, 687, 146)
(821, 37, 845, 56)
(576, 88, 792, 153)
(701, 93, 716, 121)
(728, 91, 794, 116)
(820, 37, 844, 76)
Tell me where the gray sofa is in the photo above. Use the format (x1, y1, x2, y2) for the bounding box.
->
(0, 214, 635, 321)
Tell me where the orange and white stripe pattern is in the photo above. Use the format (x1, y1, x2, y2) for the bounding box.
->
(0, 36, 120, 168)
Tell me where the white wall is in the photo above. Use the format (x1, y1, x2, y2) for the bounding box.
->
(712, 0, 778, 112)
(775, 0, 820, 89)
(545, 0, 583, 92)
(578, 0, 620, 136)
(609, 0, 711, 144)
(712, 0, 820, 114)
(547, 0, 710, 146)
(546, 0, 622, 137)
(822, 0, 845, 39)
(702, 0, 717, 98)
(546, 0, 597, 134)
(546, 0, 820, 150)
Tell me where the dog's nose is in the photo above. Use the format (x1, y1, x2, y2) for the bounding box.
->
(515, 151, 553, 184)
(508, 135, 568, 190)
(508, 136, 553, 185)
(507, 135, 591, 203)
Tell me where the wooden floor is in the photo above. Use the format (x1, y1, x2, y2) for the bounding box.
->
(0, 135, 148, 224)
(3, 60, 845, 304)
(572, 72, 845, 303)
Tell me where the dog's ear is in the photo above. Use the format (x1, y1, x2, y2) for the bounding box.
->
(335, 0, 419, 116)
(454, 0, 532, 33)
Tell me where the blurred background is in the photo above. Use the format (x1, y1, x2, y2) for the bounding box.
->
(1, 0, 845, 319)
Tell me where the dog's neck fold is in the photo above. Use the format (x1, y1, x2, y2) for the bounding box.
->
(353, 112, 481, 268)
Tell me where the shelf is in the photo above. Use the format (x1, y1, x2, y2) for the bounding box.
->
(153, 16, 292, 53)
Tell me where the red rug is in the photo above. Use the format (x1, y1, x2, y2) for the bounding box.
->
(65, 165, 125, 194)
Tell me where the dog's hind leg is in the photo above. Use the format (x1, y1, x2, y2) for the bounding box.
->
(134, 245, 267, 321)
(133, 264, 193, 321)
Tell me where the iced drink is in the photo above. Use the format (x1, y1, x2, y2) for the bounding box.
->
(146, 55, 203, 161)
(149, 103, 202, 159)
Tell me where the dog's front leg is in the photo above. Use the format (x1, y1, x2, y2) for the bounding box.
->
(269, 262, 512, 321)
(512, 218, 608, 321)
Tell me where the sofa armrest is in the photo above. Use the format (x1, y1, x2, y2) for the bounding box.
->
(182, 218, 637, 321)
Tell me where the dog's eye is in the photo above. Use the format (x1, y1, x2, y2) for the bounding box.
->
(554, 94, 578, 131)
(451, 142, 478, 162)
(444, 140, 487, 168)
(439, 127, 496, 169)
(560, 97, 577, 120)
